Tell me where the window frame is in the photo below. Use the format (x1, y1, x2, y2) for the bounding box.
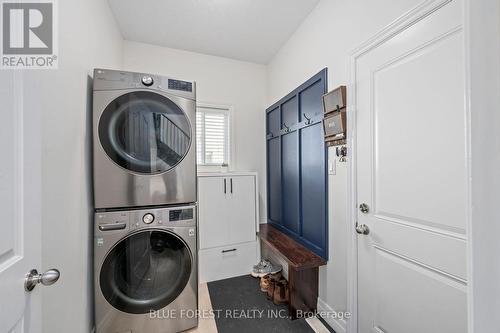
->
(195, 102, 234, 172)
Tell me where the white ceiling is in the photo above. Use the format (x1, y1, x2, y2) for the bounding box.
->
(108, 0, 320, 64)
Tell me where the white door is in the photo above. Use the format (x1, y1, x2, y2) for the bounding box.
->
(198, 176, 229, 249)
(355, 1, 468, 332)
(227, 176, 256, 244)
(0, 71, 44, 332)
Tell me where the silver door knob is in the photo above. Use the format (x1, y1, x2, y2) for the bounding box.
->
(25, 269, 60, 292)
(355, 224, 370, 235)
(359, 203, 369, 213)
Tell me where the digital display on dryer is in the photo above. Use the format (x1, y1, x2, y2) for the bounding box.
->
(168, 79, 192, 92)
(169, 209, 194, 222)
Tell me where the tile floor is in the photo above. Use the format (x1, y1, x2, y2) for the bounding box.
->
(186, 282, 332, 333)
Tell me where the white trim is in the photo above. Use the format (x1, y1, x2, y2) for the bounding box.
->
(349, 0, 453, 58)
(254, 173, 261, 233)
(463, 1, 473, 330)
(463, 0, 500, 332)
(196, 102, 235, 172)
(305, 315, 333, 333)
(346, 1, 467, 332)
(346, 50, 358, 333)
(317, 297, 346, 333)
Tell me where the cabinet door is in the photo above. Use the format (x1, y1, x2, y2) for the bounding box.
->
(227, 176, 256, 244)
(198, 177, 229, 249)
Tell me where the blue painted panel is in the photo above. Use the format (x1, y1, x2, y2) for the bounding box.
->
(300, 123, 326, 249)
(266, 68, 328, 259)
(300, 79, 324, 122)
(267, 107, 280, 136)
(267, 137, 281, 223)
(281, 132, 300, 234)
(281, 96, 298, 128)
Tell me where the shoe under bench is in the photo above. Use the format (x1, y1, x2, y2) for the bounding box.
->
(258, 223, 327, 319)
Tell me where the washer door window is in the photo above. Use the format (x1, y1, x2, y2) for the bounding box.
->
(99, 91, 191, 174)
(100, 230, 192, 314)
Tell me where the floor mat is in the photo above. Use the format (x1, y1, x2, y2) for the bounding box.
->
(207, 275, 314, 333)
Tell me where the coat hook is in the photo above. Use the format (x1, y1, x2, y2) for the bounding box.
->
(303, 113, 311, 124)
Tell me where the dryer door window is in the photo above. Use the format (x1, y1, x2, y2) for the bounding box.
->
(98, 91, 191, 174)
(99, 230, 193, 314)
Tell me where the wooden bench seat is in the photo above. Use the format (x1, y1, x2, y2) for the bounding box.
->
(258, 224, 327, 319)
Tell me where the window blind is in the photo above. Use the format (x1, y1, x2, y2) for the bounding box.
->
(196, 107, 229, 165)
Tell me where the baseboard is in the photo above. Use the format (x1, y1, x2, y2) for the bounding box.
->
(317, 297, 347, 333)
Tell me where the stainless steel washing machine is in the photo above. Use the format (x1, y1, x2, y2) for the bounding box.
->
(94, 205, 198, 333)
(93, 69, 197, 209)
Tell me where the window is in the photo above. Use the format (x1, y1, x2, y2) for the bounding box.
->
(196, 105, 231, 166)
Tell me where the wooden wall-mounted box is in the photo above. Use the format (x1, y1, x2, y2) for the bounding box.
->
(323, 85, 347, 146)
(322, 85, 346, 114)
(323, 111, 346, 138)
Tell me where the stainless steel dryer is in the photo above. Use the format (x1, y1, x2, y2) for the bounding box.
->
(93, 69, 196, 209)
(94, 205, 198, 333)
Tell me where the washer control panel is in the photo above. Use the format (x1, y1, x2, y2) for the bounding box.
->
(96, 206, 196, 232)
(128, 206, 196, 230)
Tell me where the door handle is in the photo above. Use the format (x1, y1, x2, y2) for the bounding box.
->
(223, 178, 227, 194)
(230, 178, 233, 194)
(98, 222, 126, 231)
(355, 223, 370, 235)
(359, 203, 369, 214)
(25, 268, 60, 291)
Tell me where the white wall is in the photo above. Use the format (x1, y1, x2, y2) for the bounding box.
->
(266, 0, 423, 331)
(23, 0, 123, 332)
(268, 0, 424, 103)
(122, 41, 268, 221)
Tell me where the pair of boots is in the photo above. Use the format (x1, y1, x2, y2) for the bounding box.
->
(260, 273, 289, 305)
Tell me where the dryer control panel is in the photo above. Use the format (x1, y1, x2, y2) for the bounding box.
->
(93, 68, 196, 100)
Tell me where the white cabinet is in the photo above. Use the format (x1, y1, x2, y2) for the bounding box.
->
(198, 172, 259, 282)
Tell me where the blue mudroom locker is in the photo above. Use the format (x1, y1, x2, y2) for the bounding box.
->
(266, 69, 328, 259)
